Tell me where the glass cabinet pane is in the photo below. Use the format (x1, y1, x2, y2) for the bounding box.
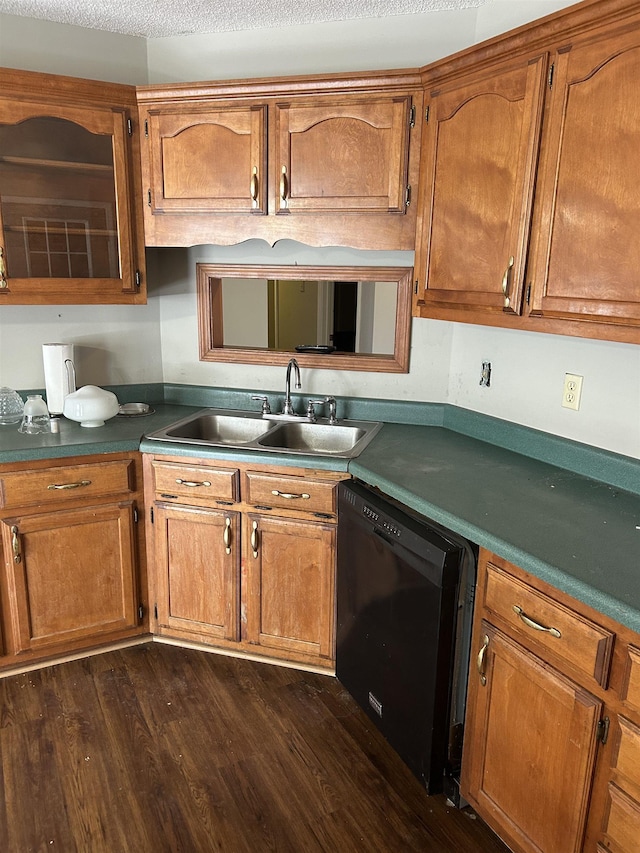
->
(0, 116, 120, 280)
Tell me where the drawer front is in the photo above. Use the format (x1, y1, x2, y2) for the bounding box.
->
(152, 460, 238, 503)
(484, 563, 614, 687)
(622, 645, 640, 716)
(603, 783, 640, 853)
(244, 471, 337, 516)
(0, 459, 134, 509)
(614, 717, 640, 792)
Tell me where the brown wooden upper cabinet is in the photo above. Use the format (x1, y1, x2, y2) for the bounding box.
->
(0, 67, 146, 305)
(137, 73, 422, 251)
(415, 2, 640, 344)
(527, 22, 640, 331)
(415, 55, 547, 318)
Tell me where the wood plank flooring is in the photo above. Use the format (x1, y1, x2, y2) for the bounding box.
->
(0, 643, 509, 852)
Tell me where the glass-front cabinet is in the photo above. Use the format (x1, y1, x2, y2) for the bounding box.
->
(0, 68, 146, 304)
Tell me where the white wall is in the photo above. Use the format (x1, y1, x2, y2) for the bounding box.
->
(145, 1, 571, 83)
(0, 301, 163, 388)
(448, 325, 640, 456)
(0, 13, 148, 84)
(0, 2, 638, 460)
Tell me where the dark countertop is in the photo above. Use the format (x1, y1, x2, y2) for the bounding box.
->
(350, 423, 640, 633)
(1, 404, 638, 633)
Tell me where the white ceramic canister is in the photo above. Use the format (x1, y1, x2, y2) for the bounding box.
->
(42, 343, 76, 415)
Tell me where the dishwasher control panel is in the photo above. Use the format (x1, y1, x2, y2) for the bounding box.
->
(363, 503, 402, 537)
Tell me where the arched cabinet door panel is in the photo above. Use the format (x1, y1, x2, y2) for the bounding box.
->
(416, 54, 547, 317)
(528, 26, 640, 327)
(274, 96, 413, 215)
(145, 105, 268, 215)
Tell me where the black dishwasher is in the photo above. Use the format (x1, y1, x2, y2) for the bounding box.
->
(336, 479, 476, 799)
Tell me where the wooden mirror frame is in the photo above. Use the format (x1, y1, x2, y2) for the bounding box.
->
(196, 263, 413, 372)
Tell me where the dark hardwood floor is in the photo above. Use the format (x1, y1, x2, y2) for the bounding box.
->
(0, 643, 509, 852)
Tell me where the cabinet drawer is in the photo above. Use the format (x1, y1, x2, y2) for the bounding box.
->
(484, 563, 614, 688)
(244, 471, 337, 516)
(603, 783, 640, 853)
(152, 460, 238, 503)
(621, 645, 640, 716)
(613, 717, 640, 792)
(0, 459, 134, 509)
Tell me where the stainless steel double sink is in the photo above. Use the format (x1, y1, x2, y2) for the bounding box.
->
(145, 408, 382, 459)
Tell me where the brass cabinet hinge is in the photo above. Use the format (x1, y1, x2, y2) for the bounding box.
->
(526, 283, 532, 305)
(548, 63, 555, 89)
(414, 279, 419, 295)
(597, 717, 610, 745)
(147, 189, 152, 207)
(144, 118, 149, 137)
(405, 185, 412, 207)
(409, 105, 416, 128)
(150, 506, 154, 524)
(127, 117, 133, 137)
(425, 105, 430, 123)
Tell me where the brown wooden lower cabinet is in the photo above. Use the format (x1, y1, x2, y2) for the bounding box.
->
(0, 452, 147, 667)
(153, 503, 240, 642)
(463, 621, 601, 852)
(242, 512, 335, 662)
(144, 453, 344, 670)
(462, 550, 640, 853)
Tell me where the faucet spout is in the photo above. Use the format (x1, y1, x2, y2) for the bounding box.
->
(283, 358, 301, 415)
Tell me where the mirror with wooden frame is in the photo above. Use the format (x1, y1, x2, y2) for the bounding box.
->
(196, 264, 413, 372)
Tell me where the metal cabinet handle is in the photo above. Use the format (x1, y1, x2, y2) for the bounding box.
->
(477, 634, 489, 686)
(47, 479, 91, 490)
(513, 605, 561, 638)
(251, 520, 259, 558)
(250, 166, 259, 207)
(501, 256, 515, 308)
(11, 525, 21, 563)
(0, 246, 7, 288)
(280, 166, 288, 206)
(175, 478, 211, 488)
(271, 489, 310, 500)
(223, 517, 232, 555)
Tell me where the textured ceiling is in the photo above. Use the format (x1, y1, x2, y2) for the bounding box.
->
(0, 0, 485, 38)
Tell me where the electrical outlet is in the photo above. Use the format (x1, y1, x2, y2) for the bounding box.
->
(562, 373, 583, 411)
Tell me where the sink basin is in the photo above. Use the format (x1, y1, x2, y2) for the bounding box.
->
(150, 410, 273, 446)
(145, 408, 382, 458)
(258, 421, 376, 455)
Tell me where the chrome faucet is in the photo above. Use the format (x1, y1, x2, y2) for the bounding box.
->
(283, 358, 301, 415)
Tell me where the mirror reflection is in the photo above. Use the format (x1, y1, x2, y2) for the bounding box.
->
(221, 277, 397, 354)
(196, 264, 413, 373)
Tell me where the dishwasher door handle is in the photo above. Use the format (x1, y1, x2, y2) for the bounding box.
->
(373, 526, 398, 547)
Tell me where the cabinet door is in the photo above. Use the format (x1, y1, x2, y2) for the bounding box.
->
(243, 513, 335, 665)
(274, 95, 413, 215)
(154, 503, 240, 642)
(0, 502, 139, 652)
(528, 25, 640, 327)
(0, 100, 144, 304)
(462, 623, 602, 853)
(416, 55, 547, 316)
(145, 104, 267, 215)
